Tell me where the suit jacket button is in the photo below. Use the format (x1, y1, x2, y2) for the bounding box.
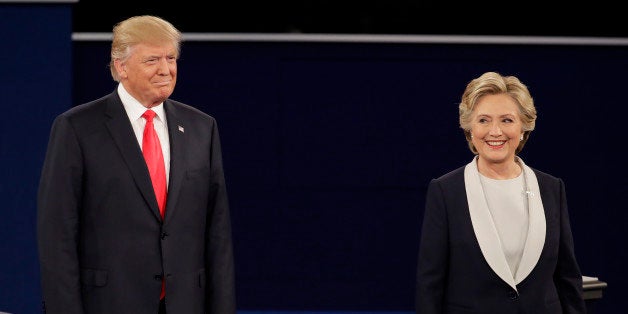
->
(508, 291, 519, 300)
(154, 274, 163, 281)
(161, 232, 169, 240)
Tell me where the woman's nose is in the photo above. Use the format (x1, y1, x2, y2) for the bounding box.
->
(489, 123, 502, 136)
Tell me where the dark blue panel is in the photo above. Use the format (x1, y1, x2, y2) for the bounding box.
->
(0, 4, 73, 314)
(73, 40, 627, 312)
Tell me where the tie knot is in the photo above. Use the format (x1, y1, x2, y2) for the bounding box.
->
(142, 109, 156, 122)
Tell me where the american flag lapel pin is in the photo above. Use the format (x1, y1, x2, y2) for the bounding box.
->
(178, 125, 184, 133)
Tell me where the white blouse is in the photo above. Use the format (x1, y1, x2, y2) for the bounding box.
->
(479, 172, 529, 276)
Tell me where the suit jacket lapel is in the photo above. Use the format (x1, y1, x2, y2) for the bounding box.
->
(104, 92, 163, 221)
(514, 158, 546, 283)
(464, 158, 517, 291)
(162, 100, 186, 223)
(464, 156, 547, 291)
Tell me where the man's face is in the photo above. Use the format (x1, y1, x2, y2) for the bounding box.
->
(117, 42, 178, 107)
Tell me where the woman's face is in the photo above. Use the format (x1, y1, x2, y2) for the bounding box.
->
(469, 93, 524, 166)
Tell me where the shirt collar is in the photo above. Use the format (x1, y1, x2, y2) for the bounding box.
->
(117, 83, 166, 122)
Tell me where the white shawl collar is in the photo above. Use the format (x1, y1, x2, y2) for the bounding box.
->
(464, 156, 546, 291)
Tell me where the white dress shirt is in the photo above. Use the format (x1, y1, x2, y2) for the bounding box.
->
(117, 83, 171, 186)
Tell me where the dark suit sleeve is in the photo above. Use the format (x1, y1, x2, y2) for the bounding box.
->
(205, 120, 236, 314)
(416, 179, 448, 314)
(554, 179, 587, 314)
(37, 115, 85, 314)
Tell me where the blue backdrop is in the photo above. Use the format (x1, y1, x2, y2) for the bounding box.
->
(72, 39, 628, 312)
(1, 3, 627, 314)
(0, 3, 73, 313)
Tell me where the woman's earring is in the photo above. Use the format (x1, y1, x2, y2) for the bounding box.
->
(520, 134, 524, 141)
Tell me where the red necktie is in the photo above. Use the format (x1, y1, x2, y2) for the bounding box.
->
(142, 110, 167, 218)
(142, 110, 168, 300)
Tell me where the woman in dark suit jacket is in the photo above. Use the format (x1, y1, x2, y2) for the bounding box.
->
(415, 72, 586, 314)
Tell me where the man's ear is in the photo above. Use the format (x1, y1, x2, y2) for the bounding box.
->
(113, 59, 127, 79)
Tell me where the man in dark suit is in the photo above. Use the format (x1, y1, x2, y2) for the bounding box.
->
(37, 15, 235, 314)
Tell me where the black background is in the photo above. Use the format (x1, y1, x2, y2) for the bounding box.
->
(73, 0, 628, 37)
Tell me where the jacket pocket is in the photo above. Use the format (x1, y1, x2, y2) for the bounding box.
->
(198, 268, 206, 288)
